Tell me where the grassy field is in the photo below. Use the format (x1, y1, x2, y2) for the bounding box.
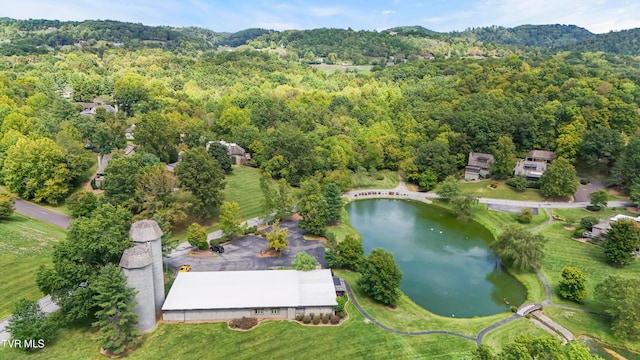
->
(349, 170, 399, 190)
(453, 179, 545, 202)
(536, 222, 640, 311)
(0, 300, 476, 360)
(223, 166, 268, 221)
(544, 307, 640, 354)
(0, 214, 66, 318)
(482, 317, 552, 352)
(337, 270, 513, 337)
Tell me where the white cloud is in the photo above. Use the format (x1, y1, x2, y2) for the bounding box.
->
(382, 10, 397, 15)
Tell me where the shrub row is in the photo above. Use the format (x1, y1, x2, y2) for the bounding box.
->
(297, 313, 339, 325)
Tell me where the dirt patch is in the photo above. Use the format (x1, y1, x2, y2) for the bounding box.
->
(564, 226, 576, 231)
(626, 207, 640, 214)
(257, 249, 281, 257)
(290, 213, 303, 221)
(188, 250, 218, 258)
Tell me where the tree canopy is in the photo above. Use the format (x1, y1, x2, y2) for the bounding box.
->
(491, 224, 548, 272)
(357, 248, 403, 306)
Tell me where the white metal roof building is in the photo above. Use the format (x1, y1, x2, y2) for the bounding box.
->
(162, 270, 338, 322)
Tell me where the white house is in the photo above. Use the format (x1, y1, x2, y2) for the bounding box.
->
(162, 269, 338, 322)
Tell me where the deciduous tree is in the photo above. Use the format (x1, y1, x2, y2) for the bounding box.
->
(325, 235, 364, 271)
(490, 136, 516, 180)
(596, 275, 640, 340)
(207, 141, 233, 174)
(451, 192, 478, 221)
(186, 223, 208, 250)
(66, 190, 98, 218)
(266, 220, 288, 252)
(604, 219, 640, 266)
(539, 157, 578, 199)
(175, 147, 226, 218)
(589, 189, 608, 210)
(7, 299, 55, 351)
(436, 175, 461, 202)
(3, 137, 71, 204)
(491, 224, 547, 272)
(357, 248, 403, 306)
(558, 266, 587, 302)
(292, 251, 317, 270)
(219, 202, 241, 239)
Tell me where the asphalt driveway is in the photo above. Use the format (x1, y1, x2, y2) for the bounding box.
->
(166, 220, 327, 272)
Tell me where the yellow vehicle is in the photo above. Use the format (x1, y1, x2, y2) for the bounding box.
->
(179, 265, 191, 272)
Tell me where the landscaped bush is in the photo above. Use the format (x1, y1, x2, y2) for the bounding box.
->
(506, 176, 527, 191)
(586, 204, 602, 212)
(229, 317, 258, 330)
(334, 296, 347, 318)
(244, 225, 258, 235)
(573, 228, 586, 238)
(330, 314, 340, 324)
(312, 314, 321, 325)
(517, 208, 533, 224)
(302, 315, 311, 324)
(580, 178, 591, 185)
(322, 313, 329, 324)
(580, 216, 599, 229)
(295, 314, 303, 322)
(526, 180, 541, 189)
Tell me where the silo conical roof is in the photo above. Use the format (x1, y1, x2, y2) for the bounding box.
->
(129, 220, 163, 242)
(120, 243, 152, 269)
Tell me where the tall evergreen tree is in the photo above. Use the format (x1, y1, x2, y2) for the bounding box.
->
(297, 179, 328, 235)
(324, 182, 343, 224)
(92, 264, 139, 355)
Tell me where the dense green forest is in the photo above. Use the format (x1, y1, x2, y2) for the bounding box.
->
(0, 17, 639, 221)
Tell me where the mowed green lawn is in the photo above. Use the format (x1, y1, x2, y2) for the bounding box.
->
(0, 214, 66, 318)
(454, 179, 545, 202)
(535, 222, 640, 352)
(0, 300, 476, 360)
(537, 222, 640, 311)
(223, 165, 266, 221)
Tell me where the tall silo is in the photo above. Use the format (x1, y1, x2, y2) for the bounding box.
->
(119, 243, 156, 333)
(129, 220, 165, 315)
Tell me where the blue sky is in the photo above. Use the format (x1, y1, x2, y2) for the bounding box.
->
(2, 0, 639, 34)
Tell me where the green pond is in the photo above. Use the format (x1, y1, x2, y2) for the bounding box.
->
(346, 199, 527, 318)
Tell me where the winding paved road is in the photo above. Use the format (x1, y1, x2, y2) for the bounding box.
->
(14, 199, 71, 230)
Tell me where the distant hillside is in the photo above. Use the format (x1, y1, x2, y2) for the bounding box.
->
(560, 28, 640, 56)
(453, 24, 594, 48)
(252, 28, 420, 63)
(382, 26, 443, 37)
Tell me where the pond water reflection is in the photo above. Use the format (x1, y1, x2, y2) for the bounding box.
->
(346, 199, 527, 318)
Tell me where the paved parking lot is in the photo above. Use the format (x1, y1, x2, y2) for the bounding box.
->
(166, 220, 327, 272)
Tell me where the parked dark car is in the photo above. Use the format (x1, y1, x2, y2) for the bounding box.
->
(210, 245, 224, 253)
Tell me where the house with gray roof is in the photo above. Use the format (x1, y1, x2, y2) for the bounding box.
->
(513, 150, 556, 181)
(464, 152, 495, 180)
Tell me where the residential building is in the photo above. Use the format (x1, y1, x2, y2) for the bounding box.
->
(464, 152, 495, 180)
